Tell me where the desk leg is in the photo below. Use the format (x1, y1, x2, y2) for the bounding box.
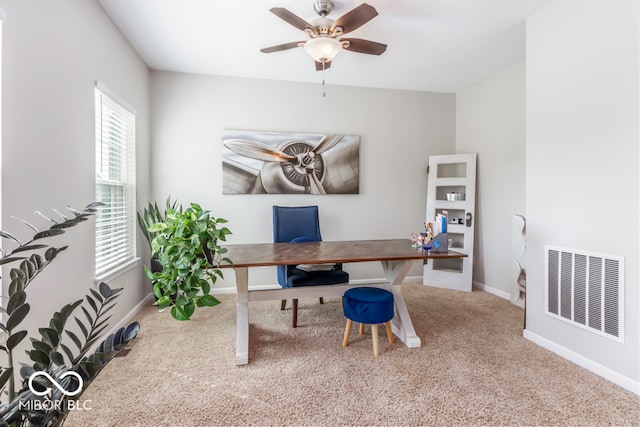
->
(235, 267, 249, 365)
(381, 260, 421, 348)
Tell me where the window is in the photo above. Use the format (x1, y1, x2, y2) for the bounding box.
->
(94, 83, 136, 278)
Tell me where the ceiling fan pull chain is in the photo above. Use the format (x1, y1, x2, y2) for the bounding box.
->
(322, 61, 326, 97)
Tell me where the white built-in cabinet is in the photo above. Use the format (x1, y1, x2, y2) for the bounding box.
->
(423, 153, 477, 292)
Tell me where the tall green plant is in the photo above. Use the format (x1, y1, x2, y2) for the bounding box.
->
(136, 197, 179, 250)
(146, 202, 232, 321)
(0, 203, 140, 426)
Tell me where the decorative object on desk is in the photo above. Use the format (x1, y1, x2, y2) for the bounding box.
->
(0, 202, 140, 426)
(146, 202, 232, 321)
(410, 232, 426, 247)
(422, 211, 448, 253)
(222, 130, 360, 195)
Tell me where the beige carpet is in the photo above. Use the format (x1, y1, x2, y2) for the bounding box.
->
(65, 283, 639, 426)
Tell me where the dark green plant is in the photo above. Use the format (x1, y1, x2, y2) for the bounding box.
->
(136, 197, 179, 250)
(146, 202, 232, 321)
(0, 203, 140, 426)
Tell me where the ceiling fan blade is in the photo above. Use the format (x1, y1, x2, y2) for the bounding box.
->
(269, 7, 317, 34)
(313, 134, 343, 154)
(223, 139, 296, 163)
(341, 38, 387, 55)
(330, 3, 378, 34)
(260, 41, 304, 54)
(314, 60, 332, 71)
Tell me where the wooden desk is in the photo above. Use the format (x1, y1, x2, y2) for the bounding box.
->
(221, 239, 467, 365)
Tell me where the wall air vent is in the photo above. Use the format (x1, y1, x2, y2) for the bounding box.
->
(546, 246, 624, 343)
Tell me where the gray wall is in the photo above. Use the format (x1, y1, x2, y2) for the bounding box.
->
(456, 61, 526, 300)
(149, 71, 456, 288)
(525, 0, 639, 390)
(0, 0, 150, 366)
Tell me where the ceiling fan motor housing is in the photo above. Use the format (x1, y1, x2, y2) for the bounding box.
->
(313, 0, 334, 16)
(310, 17, 336, 35)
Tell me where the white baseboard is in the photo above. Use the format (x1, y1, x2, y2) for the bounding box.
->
(472, 280, 510, 300)
(523, 329, 639, 395)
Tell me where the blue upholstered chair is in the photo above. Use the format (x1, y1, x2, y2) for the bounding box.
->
(273, 205, 349, 328)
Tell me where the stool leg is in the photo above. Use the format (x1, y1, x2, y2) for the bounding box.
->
(292, 299, 298, 328)
(385, 321, 395, 345)
(372, 324, 380, 357)
(343, 319, 353, 347)
(359, 323, 365, 335)
(280, 300, 286, 310)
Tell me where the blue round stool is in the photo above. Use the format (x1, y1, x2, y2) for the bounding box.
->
(342, 287, 395, 357)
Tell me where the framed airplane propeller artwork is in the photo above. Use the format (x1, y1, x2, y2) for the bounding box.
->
(222, 130, 360, 195)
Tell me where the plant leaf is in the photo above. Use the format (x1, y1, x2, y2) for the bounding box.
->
(33, 229, 66, 240)
(86, 294, 98, 314)
(65, 330, 82, 350)
(32, 341, 52, 355)
(60, 343, 75, 363)
(49, 351, 65, 366)
(171, 305, 190, 321)
(0, 256, 27, 266)
(74, 316, 89, 339)
(81, 306, 94, 325)
(6, 303, 30, 331)
(7, 291, 27, 315)
(99, 282, 122, 299)
(7, 330, 28, 350)
(0, 230, 21, 244)
(89, 288, 104, 304)
(28, 349, 50, 366)
(39, 327, 60, 348)
(0, 368, 13, 391)
(20, 259, 36, 280)
(197, 294, 221, 307)
(12, 244, 49, 254)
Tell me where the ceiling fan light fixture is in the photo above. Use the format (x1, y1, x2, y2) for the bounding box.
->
(304, 37, 342, 63)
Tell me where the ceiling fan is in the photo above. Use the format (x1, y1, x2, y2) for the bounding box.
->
(260, 0, 387, 71)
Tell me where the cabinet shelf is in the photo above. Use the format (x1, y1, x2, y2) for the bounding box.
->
(435, 201, 466, 209)
(433, 177, 466, 186)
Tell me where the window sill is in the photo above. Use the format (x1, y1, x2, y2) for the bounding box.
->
(95, 257, 141, 285)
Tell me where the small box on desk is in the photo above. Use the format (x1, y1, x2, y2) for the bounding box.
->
(422, 232, 448, 253)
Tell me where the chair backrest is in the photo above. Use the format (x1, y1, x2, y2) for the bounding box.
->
(272, 205, 322, 286)
(272, 205, 322, 243)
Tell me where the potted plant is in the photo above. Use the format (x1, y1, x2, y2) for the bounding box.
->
(145, 202, 232, 321)
(0, 202, 140, 426)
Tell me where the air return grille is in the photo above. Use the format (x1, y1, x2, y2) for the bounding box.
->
(546, 246, 624, 342)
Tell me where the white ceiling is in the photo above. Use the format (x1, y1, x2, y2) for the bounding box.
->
(97, 0, 554, 93)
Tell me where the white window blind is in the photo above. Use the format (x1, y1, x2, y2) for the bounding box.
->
(94, 84, 136, 278)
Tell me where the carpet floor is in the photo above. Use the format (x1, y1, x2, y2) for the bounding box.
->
(65, 283, 639, 426)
